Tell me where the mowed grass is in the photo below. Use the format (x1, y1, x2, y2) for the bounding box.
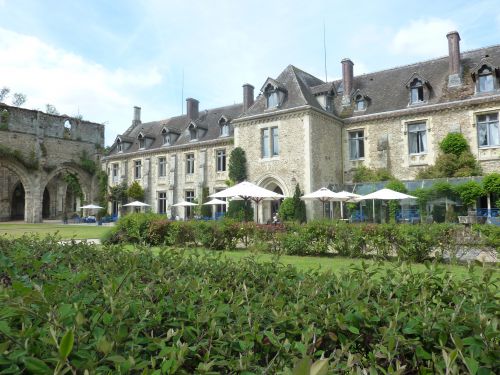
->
(0, 222, 111, 239)
(139, 246, 499, 279)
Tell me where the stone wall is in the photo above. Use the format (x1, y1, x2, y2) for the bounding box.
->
(343, 101, 500, 183)
(0, 103, 104, 222)
(103, 138, 234, 219)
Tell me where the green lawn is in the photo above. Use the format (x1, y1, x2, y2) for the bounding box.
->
(143, 246, 499, 279)
(0, 223, 111, 239)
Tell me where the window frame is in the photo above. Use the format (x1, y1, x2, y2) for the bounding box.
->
(407, 122, 428, 155)
(158, 191, 167, 214)
(354, 95, 366, 111)
(158, 157, 167, 177)
(348, 130, 365, 160)
(134, 160, 142, 179)
(186, 153, 195, 174)
(477, 66, 495, 93)
(477, 113, 499, 148)
(138, 135, 145, 150)
(185, 190, 195, 218)
(216, 149, 226, 172)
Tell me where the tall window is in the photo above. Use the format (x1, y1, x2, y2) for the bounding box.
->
(138, 135, 145, 149)
(134, 160, 142, 179)
(158, 157, 167, 177)
(185, 190, 195, 218)
(477, 113, 499, 147)
(162, 129, 171, 145)
(158, 192, 167, 214)
(117, 140, 123, 152)
(267, 91, 279, 108)
(216, 149, 226, 172)
(261, 128, 270, 158)
(349, 130, 365, 160)
(261, 127, 279, 158)
(189, 126, 197, 140)
(408, 123, 427, 154)
(271, 127, 279, 156)
(410, 79, 424, 104)
(112, 163, 119, 181)
(186, 153, 195, 174)
(478, 66, 494, 93)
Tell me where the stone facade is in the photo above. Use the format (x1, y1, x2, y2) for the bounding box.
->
(0, 104, 104, 222)
(105, 31, 500, 221)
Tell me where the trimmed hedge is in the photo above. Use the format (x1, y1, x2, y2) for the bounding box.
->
(0, 236, 498, 373)
(104, 215, 499, 262)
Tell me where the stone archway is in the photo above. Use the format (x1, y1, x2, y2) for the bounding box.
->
(0, 159, 37, 222)
(257, 175, 288, 224)
(41, 164, 92, 220)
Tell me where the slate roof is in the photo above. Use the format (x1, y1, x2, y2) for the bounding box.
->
(111, 103, 242, 155)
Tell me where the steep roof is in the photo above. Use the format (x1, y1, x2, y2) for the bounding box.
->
(111, 103, 243, 154)
(243, 65, 325, 116)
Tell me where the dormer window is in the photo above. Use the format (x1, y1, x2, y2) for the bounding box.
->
(355, 95, 366, 111)
(161, 128, 171, 145)
(189, 126, 197, 141)
(410, 79, 424, 104)
(261, 80, 286, 109)
(267, 91, 279, 108)
(116, 139, 123, 153)
(138, 134, 145, 149)
(478, 66, 494, 93)
(219, 117, 230, 137)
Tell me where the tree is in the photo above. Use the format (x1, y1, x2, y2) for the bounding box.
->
(45, 104, 59, 115)
(0, 87, 10, 102)
(127, 181, 145, 201)
(482, 173, 500, 209)
(11, 93, 27, 107)
(293, 184, 306, 223)
(385, 179, 407, 223)
(109, 182, 128, 204)
(228, 147, 247, 183)
(454, 181, 484, 209)
(200, 187, 212, 217)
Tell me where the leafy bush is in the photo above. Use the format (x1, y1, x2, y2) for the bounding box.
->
(454, 181, 485, 209)
(127, 181, 145, 201)
(439, 132, 469, 156)
(483, 173, 500, 195)
(353, 165, 394, 182)
(0, 236, 498, 373)
(278, 197, 295, 221)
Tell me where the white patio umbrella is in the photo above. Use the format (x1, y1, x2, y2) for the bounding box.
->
(330, 191, 363, 219)
(300, 187, 338, 218)
(210, 181, 284, 223)
(358, 188, 416, 222)
(80, 204, 104, 209)
(202, 198, 228, 205)
(171, 201, 198, 207)
(123, 201, 151, 207)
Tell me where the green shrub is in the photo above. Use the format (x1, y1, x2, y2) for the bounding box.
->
(483, 173, 500, 195)
(454, 181, 485, 209)
(439, 132, 469, 156)
(0, 236, 498, 373)
(127, 181, 145, 201)
(278, 197, 295, 221)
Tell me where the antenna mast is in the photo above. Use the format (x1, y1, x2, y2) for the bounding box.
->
(181, 68, 184, 115)
(323, 21, 328, 82)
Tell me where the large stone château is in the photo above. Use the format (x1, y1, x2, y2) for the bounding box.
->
(0, 105, 104, 223)
(103, 31, 498, 221)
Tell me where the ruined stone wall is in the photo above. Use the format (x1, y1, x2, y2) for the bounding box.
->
(0, 103, 105, 222)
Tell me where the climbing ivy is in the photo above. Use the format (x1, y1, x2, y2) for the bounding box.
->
(63, 173, 84, 201)
(0, 144, 39, 170)
(0, 109, 9, 130)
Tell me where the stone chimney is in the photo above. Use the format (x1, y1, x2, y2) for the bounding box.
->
(447, 31, 462, 87)
(186, 98, 199, 120)
(133, 106, 141, 126)
(341, 58, 354, 106)
(243, 84, 254, 112)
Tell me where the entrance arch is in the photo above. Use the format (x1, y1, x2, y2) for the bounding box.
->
(0, 159, 35, 222)
(257, 175, 288, 224)
(41, 164, 91, 220)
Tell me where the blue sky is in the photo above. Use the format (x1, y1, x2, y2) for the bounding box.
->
(1, 0, 499, 145)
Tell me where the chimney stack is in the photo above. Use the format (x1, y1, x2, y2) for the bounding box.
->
(133, 106, 141, 125)
(447, 31, 462, 87)
(243, 84, 254, 112)
(341, 58, 354, 106)
(186, 98, 199, 120)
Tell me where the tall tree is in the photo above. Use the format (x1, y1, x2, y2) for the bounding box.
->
(228, 147, 247, 183)
(11, 93, 27, 107)
(0, 87, 10, 102)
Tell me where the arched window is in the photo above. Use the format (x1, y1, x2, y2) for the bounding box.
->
(189, 124, 197, 141)
(355, 95, 366, 111)
(138, 134, 145, 149)
(219, 117, 230, 137)
(264, 84, 280, 108)
(477, 65, 494, 93)
(409, 79, 424, 104)
(162, 128, 171, 145)
(116, 139, 123, 152)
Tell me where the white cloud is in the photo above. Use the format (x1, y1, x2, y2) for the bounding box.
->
(0, 27, 163, 145)
(391, 18, 458, 58)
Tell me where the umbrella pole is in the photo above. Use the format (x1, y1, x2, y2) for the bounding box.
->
(340, 201, 344, 219)
(373, 199, 375, 223)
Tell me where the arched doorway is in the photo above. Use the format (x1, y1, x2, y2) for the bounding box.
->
(258, 176, 287, 224)
(42, 188, 50, 219)
(271, 186, 284, 217)
(11, 182, 25, 220)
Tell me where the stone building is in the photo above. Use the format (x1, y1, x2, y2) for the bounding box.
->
(0, 104, 105, 222)
(104, 31, 500, 221)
